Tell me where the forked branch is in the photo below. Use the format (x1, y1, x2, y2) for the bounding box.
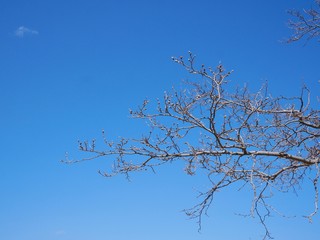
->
(63, 52, 319, 239)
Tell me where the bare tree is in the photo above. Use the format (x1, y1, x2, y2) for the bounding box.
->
(64, 52, 320, 239)
(287, 0, 320, 43)
(63, 3, 320, 239)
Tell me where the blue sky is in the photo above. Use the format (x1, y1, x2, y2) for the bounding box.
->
(0, 0, 319, 239)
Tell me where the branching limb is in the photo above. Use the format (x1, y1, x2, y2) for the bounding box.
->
(287, 0, 320, 43)
(63, 52, 320, 239)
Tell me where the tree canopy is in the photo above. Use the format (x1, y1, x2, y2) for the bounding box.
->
(288, 0, 320, 43)
(65, 1, 320, 239)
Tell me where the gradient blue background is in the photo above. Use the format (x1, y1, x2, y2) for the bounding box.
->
(1, 0, 319, 239)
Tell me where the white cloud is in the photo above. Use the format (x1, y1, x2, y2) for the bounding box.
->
(15, 26, 39, 38)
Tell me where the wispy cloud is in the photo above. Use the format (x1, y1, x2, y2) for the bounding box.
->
(55, 230, 66, 236)
(15, 26, 39, 38)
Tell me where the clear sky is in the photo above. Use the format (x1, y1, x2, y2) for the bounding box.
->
(0, 0, 319, 239)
